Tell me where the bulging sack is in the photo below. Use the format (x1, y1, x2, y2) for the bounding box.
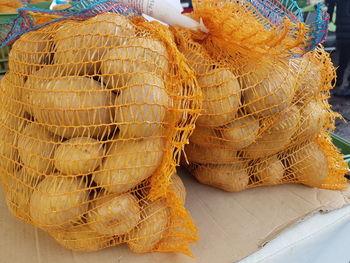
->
(172, 0, 348, 192)
(0, 0, 201, 255)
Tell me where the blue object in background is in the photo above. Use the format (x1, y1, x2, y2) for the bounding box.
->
(50, 0, 71, 10)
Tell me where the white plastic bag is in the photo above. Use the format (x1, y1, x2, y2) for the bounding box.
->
(120, 0, 207, 31)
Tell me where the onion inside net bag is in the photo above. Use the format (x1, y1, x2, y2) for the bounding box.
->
(0, 0, 201, 255)
(173, 0, 348, 192)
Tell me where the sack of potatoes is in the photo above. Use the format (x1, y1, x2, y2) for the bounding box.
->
(172, 25, 348, 192)
(0, 3, 201, 255)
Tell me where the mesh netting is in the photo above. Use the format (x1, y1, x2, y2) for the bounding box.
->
(0, 0, 140, 48)
(189, 0, 328, 57)
(173, 0, 348, 192)
(245, 0, 304, 25)
(0, 2, 201, 255)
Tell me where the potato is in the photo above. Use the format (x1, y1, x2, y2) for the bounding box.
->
(0, 72, 27, 132)
(17, 123, 60, 175)
(52, 225, 111, 252)
(218, 115, 260, 150)
(0, 125, 19, 173)
(29, 176, 89, 229)
(180, 48, 213, 75)
(286, 142, 328, 186)
(291, 55, 321, 101)
(165, 88, 185, 125)
(5, 168, 42, 221)
(196, 69, 241, 126)
(170, 173, 186, 204)
(189, 126, 222, 146)
(114, 73, 169, 138)
(1, 71, 24, 104)
(243, 105, 300, 158)
(131, 174, 186, 205)
(296, 100, 327, 140)
(101, 37, 168, 89)
(9, 25, 55, 75)
(127, 199, 168, 253)
(93, 137, 164, 194)
(21, 66, 61, 114)
(54, 13, 136, 75)
(0, 73, 27, 173)
(254, 155, 284, 185)
(24, 71, 114, 139)
(194, 162, 249, 192)
(54, 137, 105, 175)
(21, 65, 71, 108)
(243, 60, 296, 117)
(185, 143, 238, 164)
(88, 192, 140, 236)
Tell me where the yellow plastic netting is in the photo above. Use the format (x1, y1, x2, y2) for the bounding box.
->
(0, 12, 201, 255)
(173, 0, 348, 192)
(189, 0, 310, 58)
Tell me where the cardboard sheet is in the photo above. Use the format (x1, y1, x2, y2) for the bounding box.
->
(240, 205, 350, 263)
(1, 167, 350, 263)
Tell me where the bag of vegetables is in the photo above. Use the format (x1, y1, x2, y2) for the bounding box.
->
(174, 0, 348, 192)
(0, 0, 201, 255)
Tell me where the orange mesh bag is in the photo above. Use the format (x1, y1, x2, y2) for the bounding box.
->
(172, 0, 348, 192)
(188, 0, 312, 58)
(0, 1, 201, 255)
